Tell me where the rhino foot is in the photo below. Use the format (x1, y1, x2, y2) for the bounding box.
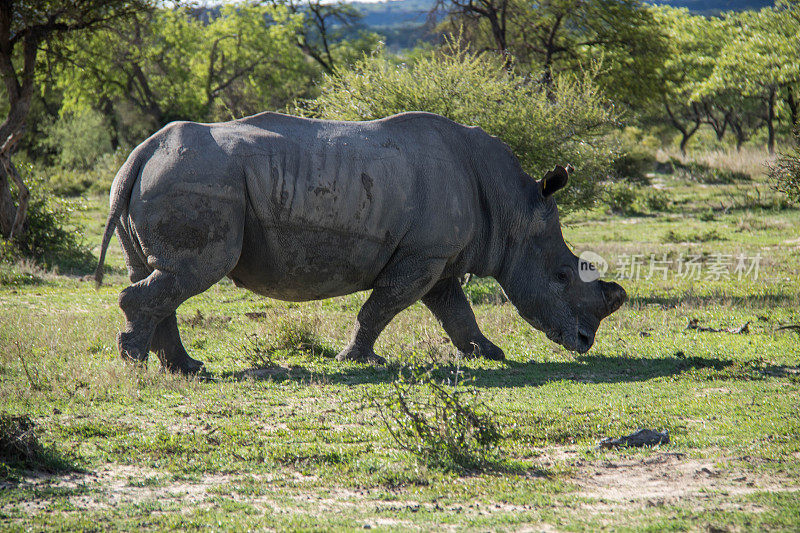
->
(163, 357, 205, 376)
(117, 331, 148, 365)
(461, 340, 505, 361)
(336, 345, 387, 365)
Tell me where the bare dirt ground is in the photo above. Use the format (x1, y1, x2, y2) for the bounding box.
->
(10, 449, 798, 522)
(569, 451, 799, 508)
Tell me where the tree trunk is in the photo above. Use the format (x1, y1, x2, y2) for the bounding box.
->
(0, 123, 28, 240)
(0, 165, 16, 237)
(732, 122, 745, 151)
(766, 87, 776, 155)
(679, 128, 698, 155)
(664, 99, 701, 155)
(100, 97, 120, 150)
(787, 85, 799, 140)
(0, 131, 28, 240)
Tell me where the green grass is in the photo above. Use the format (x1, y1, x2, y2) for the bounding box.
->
(1, 156, 798, 531)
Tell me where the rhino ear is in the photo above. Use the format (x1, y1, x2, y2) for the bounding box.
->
(541, 164, 572, 197)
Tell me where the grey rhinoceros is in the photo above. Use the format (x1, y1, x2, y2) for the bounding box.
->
(95, 111, 626, 373)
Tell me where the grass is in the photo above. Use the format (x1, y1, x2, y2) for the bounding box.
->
(0, 149, 798, 530)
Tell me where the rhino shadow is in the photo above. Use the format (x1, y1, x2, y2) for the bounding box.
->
(212, 352, 776, 388)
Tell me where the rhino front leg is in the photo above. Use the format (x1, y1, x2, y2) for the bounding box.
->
(337, 260, 444, 365)
(422, 277, 505, 361)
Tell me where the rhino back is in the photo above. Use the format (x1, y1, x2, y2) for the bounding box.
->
(219, 113, 482, 300)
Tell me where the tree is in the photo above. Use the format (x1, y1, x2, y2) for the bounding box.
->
(700, 2, 800, 153)
(435, 0, 668, 107)
(434, 0, 511, 57)
(53, 4, 311, 140)
(267, 0, 376, 74)
(652, 6, 740, 153)
(297, 40, 620, 212)
(0, 0, 147, 242)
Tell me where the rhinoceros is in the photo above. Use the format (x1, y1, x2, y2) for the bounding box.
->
(95, 111, 626, 374)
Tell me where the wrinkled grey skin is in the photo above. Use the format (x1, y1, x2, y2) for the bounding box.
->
(95, 111, 627, 373)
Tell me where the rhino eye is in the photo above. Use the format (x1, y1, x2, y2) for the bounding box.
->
(556, 268, 572, 284)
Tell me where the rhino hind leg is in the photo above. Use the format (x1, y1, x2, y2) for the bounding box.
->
(117, 270, 195, 365)
(151, 313, 204, 375)
(422, 277, 505, 361)
(117, 267, 227, 372)
(337, 259, 445, 365)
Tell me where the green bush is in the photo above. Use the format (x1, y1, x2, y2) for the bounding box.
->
(462, 276, 506, 305)
(241, 315, 336, 366)
(44, 149, 126, 197)
(296, 40, 619, 212)
(612, 147, 654, 184)
(1, 165, 94, 272)
(369, 364, 502, 471)
(642, 189, 670, 212)
(40, 109, 114, 170)
(613, 127, 656, 183)
(604, 182, 638, 214)
(770, 141, 800, 203)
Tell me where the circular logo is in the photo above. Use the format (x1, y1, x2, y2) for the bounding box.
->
(578, 251, 608, 282)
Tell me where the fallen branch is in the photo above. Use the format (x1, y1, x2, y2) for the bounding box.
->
(686, 318, 750, 334)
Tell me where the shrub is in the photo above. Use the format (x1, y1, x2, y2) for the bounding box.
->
(604, 182, 638, 214)
(462, 276, 506, 305)
(40, 109, 114, 170)
(612, 147, 654, 184)
(44, 149, 126, 197)
(369, 364, 502, 471)
(296, 39, 619, 212)
(0, 165, 94, 272)
(241, 315, 336, 367)
(613, 128, 656, 183)
(643, 189, 670, 212)
(0, 412, 74, 480)
(770, 141, 800, 203)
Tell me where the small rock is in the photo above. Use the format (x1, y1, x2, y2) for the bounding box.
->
(697, 467, 718, 477)
(599, 428, 669, 449)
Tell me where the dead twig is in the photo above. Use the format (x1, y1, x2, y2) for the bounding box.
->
(775, 324, 800, 334)
(686, 318, 750, 334)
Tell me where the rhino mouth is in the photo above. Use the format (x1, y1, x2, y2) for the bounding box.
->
(534, 321, 595, 354)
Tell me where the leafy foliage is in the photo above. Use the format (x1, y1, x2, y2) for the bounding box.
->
(40, 110, 114, 170)
(0, 166, 93, 271)
(0, 412, 75, 480)
(369, 364, 502, 471)
(299, 40, 619, 211)
(53, 4, 312, 126)
(770, 141, 800, 203)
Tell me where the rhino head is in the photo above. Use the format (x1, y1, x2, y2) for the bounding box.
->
(497, 164, 627, 353)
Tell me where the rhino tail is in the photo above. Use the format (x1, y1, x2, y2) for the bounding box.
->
(94, 155, 142, 288)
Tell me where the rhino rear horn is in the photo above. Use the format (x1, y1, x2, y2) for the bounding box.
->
(541, 164, 571, 197)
